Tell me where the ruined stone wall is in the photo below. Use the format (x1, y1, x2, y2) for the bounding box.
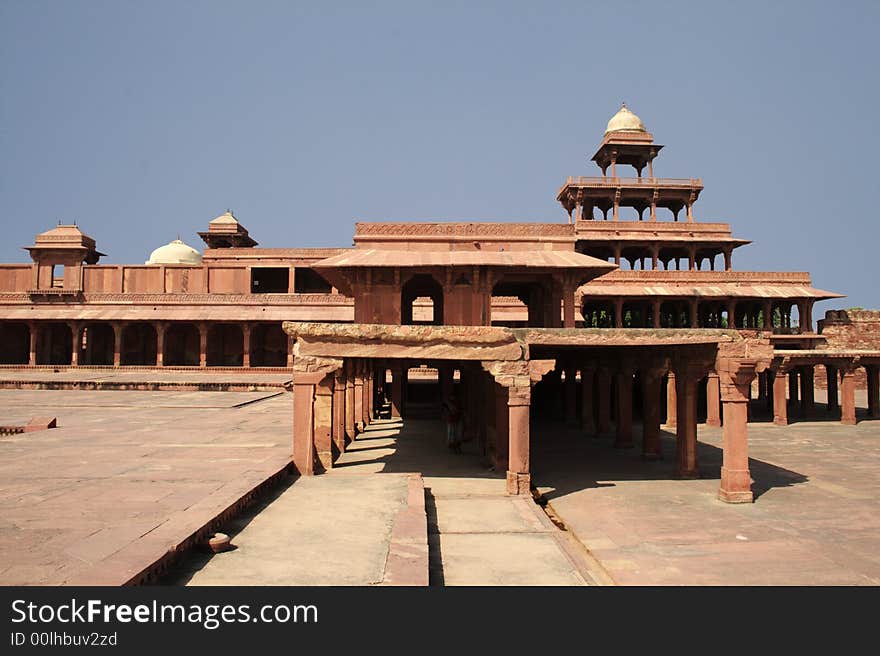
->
(814, 310, 880, 389)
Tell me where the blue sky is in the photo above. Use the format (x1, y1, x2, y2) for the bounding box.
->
(2, 1, 877, 311)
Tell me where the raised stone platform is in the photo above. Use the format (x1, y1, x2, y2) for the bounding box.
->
(0, 388, 293, 585)
(0, 368, 290, 392)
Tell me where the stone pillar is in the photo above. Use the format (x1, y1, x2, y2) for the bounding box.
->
(613, 298, 623, 328)
(674, 370, 700, 479)
(113, 322, 122, 367)
(345, 362, 356, 441)
(366, 368, 374, 423)
(689, 299, 699, 328)
(494, 383, 509, 472)
(799, 365, 815, 417)
(723, 249, 732, 271)
(641, 367, 663, 460)
(826, 365, 839, 413)
(391, 364, 404, 418)
(314, 375, 334, 471)
(564, 364, 577, 425)
(652, 299, 661, 328)
(581, 366, 595, 435)
(614, 367, 634, 448)
(28, 322, 38, 366)
(867, 365, 879, 419)
(665, 373, 677, 428)
(788, 369, 799, 412)
(333, 369, 346, 455)
(773, 370, 789, 426)
(354, 362, 365, 433)
(840, 366, 857, 426)
(763, 301, 773, 331)
(292, 380, 316, 476)
(727, 300, 737, 329)
(69, 322, 80, 366)
(155, 322, 166, 367)
(717, 361, 758, 503)
(242, 324, 251, 368)
(596, 367, 612, 435)
(439, 364, 454, 402)
(507, 386, 531, 495)
(563, 282, 576, 328)
(198, 323, 207, 368)
(706, 373, 721, 427)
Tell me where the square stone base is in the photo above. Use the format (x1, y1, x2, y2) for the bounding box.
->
(717, 488, 754, 504)
(506, 471, 531, 495)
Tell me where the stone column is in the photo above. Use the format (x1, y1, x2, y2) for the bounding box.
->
(665, 373, 677, 428)
(867, 365, 879, 419)
(840, 366, 857, 426)
(689, 299, 698, 328)
(562, 280, 577, 328)
(788, 369, 799, 412)
(507, 385, 531, 495)
(439, 364, 454, 402)
(242, 323, 251, 368)
(799, 365, 815, 417)
(674, 369, 700, 479)
(706, 372, 721, 427)
(763, 301, 773, 331)
(564, 364, 578, 425)
(826, 364, 839, 413)
(613, 298, 623, 328)
(155, 322, 166, 367)
(113, 322, 122, 367)
(614, 367, 634, 448)
(198, 323, 207, 368)
(333, 369, 346, 455)
(494, 383, 509, 472)
(652, 299, 661, 328)
(391, 364, 404, 418)
(727, 300, 737, 329)
(717, 360, 758, 503)
(69, 322, 80, 366)
(313, 375, 334, 471)
(596, 367, 612, 435)
(773, 369, 789, 426)
(581, 366, 595, 435)
(292, 380, 316, 476)
(641, 367, 663, 460)
(354, 361, 365, 433)
(723, 248, 732, 271)
(28, 322, 38, 366)
(345, 362, 356, 441)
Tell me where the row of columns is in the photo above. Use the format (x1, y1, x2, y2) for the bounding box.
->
(11, 320, 292, 368)
(772, 363, 880, 426)
(581, 298, 814, 332)
(292, 359, 379, 475)
(601, 244, 734, 272)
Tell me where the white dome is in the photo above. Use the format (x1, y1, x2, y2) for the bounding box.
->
(146, 239, 203, 265)
(605, 103, 647, 135)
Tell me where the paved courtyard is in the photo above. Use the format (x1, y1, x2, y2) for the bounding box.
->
(0, 388, 292, 585)
(534, 394, 880, 585)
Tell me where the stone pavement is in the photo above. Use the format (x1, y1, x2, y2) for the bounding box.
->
(0, 388, 292, 585)
(533, 398, 880, 585)
(332, 418, 600, 586)
(170, 473, 417, 586)
(0, 368, 290, 391)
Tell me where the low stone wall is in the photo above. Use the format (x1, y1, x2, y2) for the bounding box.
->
(814, 310, 880, 389)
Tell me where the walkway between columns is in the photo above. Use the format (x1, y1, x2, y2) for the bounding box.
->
(333, 418, 602, 585)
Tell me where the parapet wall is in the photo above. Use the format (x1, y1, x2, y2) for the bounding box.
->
(814, 309, 880, 389)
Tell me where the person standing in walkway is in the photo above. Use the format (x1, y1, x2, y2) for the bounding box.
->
(442, 396, 463, 453)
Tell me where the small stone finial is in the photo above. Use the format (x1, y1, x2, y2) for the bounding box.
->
(621, 101, 627, 109)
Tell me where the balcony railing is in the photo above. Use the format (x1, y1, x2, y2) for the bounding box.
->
(563, 176, 702, 188)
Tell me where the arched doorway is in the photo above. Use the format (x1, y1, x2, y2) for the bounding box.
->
(121, 323, 158, 365)
(0, 322, 30, 364)
(251, 323, 288, 367)
(164, 323, 199, 366)
(402, 274, 444, 326)
(37, 323, 72, 365)
(79, 323, 115, 365)
(207, 324, 244, 367)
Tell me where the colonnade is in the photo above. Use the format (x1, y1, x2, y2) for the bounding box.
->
(290, 351, 761, 503)
(0, 320, 290, 368)
(581, 298, 815, 332)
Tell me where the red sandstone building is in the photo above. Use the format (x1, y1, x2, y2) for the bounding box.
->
(1, 105, 878, 501)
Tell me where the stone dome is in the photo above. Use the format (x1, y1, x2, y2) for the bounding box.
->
(210, 210, 239, 225)
(605, 103, 647, 135)
(146, 238, 203, 265)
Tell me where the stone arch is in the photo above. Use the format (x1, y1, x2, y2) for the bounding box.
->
(0, 322, 30, 364)
(121, 322, 158, 366)
(207, 324, 244, 367)
(164, 323, 199, 366)
(251, 323, 288, 367)
(402, 274, 444, 326)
